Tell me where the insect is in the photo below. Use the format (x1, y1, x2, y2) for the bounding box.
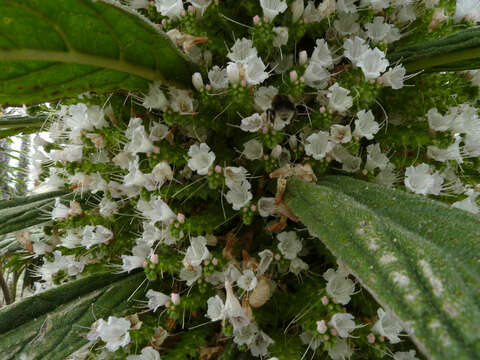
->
(267, 95, 296, 129)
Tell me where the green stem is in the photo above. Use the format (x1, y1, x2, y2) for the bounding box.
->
(404, 46, 480, 73)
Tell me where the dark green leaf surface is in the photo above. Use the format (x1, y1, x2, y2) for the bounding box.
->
(285, 176, 480, 360)
(0, 190, 68, 235)
(388, 28, 480, 72)
(0, 0, 198, 105)
(0, 272, 146, 360)
(0, 114, 47, 138)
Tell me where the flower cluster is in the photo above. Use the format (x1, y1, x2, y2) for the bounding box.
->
(21, 0, 479, 359)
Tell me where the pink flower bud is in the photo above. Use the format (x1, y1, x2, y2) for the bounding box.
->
(274, 254, 281, 261)
(171, 293, 181, 305)
(262, 126, 268, 134)
(150, 254, 159, 264)
(321, 296, 329, 305)
(367, 333, 375, 343)
(142, 260, 148, 268)
(250, 205, 257, 212)
(212, 257, 219, 265)
(299, 50, 308, 66)
(177, 213, 185, 224)
(316, 320, 327, 334)
(289, 70, 298, 83)
(215, 165, 223, 173)
(330, 328, 338, 336)
(377, 76, 384, 84)
(320, 106, 326, 113)
(253, 15, 261, 24)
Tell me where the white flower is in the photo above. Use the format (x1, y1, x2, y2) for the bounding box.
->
(224, 281, 250, 330)
(358, 48, 389, 80)
(365, 17, 396, 43)
(188, 143, 216, 175)
(291, 0, 304, 22)
(225, 181, 253, 210)
(452, 189, 479, 214)
(427, 138, 463, 163)
(237, 269, 258, 291)
(328, 83, 353, 113)
(289, 257, 309, 275)
(375, 164, 399, 187)
(323, 267, 355, 305)
(254, 86, 278, 111)
(365, 143, 390, 171)
(311, 39, 333, 69)
(258, 197, 275, 217)
(260, 0, 288, 21)
(343, 36, 369, 66)
(304, 62, 330, 89)
(137, 196, 175, 224)
(180, 266, 202, 286)
(334, 13, 361, 36)
(233, 323, 258, 345)
(241, 113, 263, 132)
(328, 339, 353, 360)
(81, 225, 113, 249)
(250, 331, 274, 357)
(142, 82, 168, 110)
(224, 263, 242, 284)
(189, 0, 212, 14)
(61, 229, 82, 249)
(208, 66, 229, 91)
(382, 65, 406, 89)
(122, 243, 151, 272)
(227, 38, 258, 64)
(146, 289, 170, 312)
(393, 350, 420, 360)
(152, 161, 174, 185)
(299, 331, 322, 350)
(127, 0, 149, 10)
(330, 124, 352, 144)
(353, 110, 380, 140)
(224, 166, 248, 188)
(277, 231, 302, 260)
(361, 0, 389, 10)
(97, 316, 131, 352)
(245, 56, 269, 85)
(329, 313, 357, 338)
(426, 108, 453, 131)
(127, 347, 161, 360)
(155, 0, 183, 19)
(183, 236, 211, 267)
(372, 308, 403, 343)
(169, 88, 194, 113)
(404, 163, 444, 196)
(454, 0, 480, 22)
(258, 249, 274, 275)
(207, 295, 226, 321)
(337, 0, 357, 13)
(125, 125, 155, 154)
(303, 1, 322, 22)
(243, 139, 264, 160)
(273, 27, 289, 47)
(305, 131, 334, 160)
(51, 198, 71, 220)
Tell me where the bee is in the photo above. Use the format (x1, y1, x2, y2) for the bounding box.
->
(267, 95, 296, 129)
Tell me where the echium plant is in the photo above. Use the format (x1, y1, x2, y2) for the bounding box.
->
(0, 0, 479, 359)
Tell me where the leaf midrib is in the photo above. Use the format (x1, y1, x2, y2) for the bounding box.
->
(0, 49, 161, 82)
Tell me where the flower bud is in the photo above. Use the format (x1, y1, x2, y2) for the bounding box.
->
(150, 254, 159, 264)
(316, 320, 327, 334)
(299, 50, 308, 66)
(192, 72, 204, 91)
(171, 293, 181, 305)
(289, 70, 298, 83)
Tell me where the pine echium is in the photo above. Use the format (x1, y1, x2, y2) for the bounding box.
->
(0, 0, 479, 360)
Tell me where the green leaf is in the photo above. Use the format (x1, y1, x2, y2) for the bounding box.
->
(285, 176, 480, 360)
(0, 272, 147, 360)
(388, 28, 480, 73)
(0, 190, 68, 235)
(0, 114, 48, 137)
(0, 0, 198, 105)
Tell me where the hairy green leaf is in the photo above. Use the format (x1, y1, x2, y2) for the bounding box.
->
(0, 190, 68, 235)
(0, 272, 146, 360)
(0, 0, 198, 105)
(388, 28, 480, 72)
(0, 114, 47, 138)
(285, 176, 480, 360)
